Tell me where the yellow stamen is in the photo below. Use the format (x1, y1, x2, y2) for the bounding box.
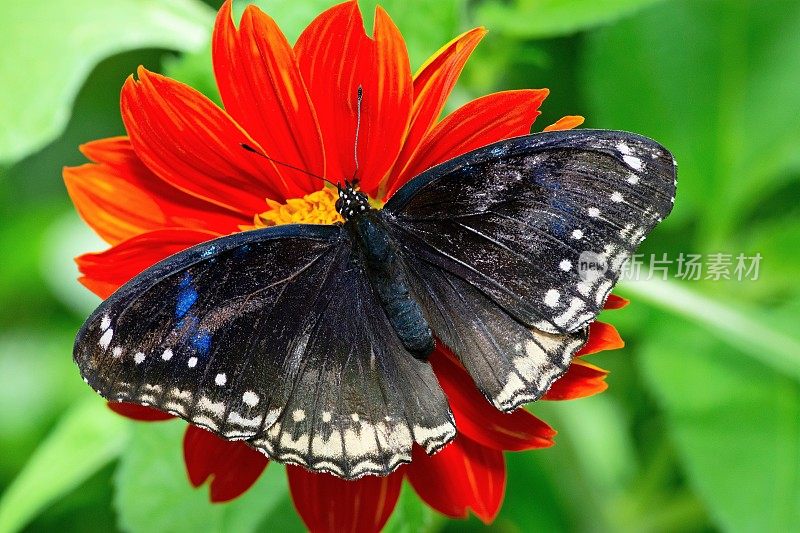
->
(241, 187, 384, 230)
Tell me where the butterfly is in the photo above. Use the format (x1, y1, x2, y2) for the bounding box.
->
(75, 129, 676, 479)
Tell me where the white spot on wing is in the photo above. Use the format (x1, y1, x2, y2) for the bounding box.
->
(351, 413, 360, 422)
(623, 154, 643, 170)
(571, 229, 584, 239)
(112, 346, 122, 358)
(197, 396, 225, 416)
(322, 411, 332, 423)
(99, 328, 113, 350)
(134, 352, 146, 365)
(187, 357, 198, 368)
(559, 259, 572, 271)
(215, 373, 227, 386)
(611, 191, 624, 203)
(227, 411, 263, 430)
(292, 409, 306, 422)
(626, 174, 640, 185)
(413, 423, 455, 453)
(554, 297, 586, 328)
(544, 289, 561, 307)
(242, 391, 259, 407)
(587, 207, 600, 218)
(100, 315, 111, 331)
(161, 348, 173, 361)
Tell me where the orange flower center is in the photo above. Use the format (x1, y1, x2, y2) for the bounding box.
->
(242, 187, 383, 230)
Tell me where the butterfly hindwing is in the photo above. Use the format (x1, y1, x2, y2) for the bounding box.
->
(74, 224, 454, 479)
(247, 243, 455, 478)
(384, 129, 676, 335)
(404, 256, 588, 411)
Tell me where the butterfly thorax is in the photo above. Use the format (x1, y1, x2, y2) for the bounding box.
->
(347, 210, 435, 359)
(335, 183, 371, 221)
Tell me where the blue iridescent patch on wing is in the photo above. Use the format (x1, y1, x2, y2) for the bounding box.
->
(192, 331, 212, 355)
(175, 274, 198, 319)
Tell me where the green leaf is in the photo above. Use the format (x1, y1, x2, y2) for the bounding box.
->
(0, 0, 214, 165)
(114, 420, 290, 533)
(474, 0, 668, 39)
(0, 399, 130, 533)
(639, 316, 800, 532)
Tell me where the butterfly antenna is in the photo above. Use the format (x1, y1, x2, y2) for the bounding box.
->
(240, 143, 336, 187)
(353, 85, 363, 179)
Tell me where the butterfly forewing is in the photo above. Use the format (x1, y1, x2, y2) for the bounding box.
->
(381, 130, 675, 410)
(384, 129, 676, 334)
(74, 224, 454, 479)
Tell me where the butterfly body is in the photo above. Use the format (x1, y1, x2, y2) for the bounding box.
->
(347, 209, 435, 358)
(75, 130, 677, 479)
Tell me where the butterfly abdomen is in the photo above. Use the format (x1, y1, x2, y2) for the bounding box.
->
(350, 214, 434, 358)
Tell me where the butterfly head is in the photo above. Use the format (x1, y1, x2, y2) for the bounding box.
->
(336, 181, 370, 220)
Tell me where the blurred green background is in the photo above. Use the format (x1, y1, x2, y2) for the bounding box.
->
(1, 0, 798, 531)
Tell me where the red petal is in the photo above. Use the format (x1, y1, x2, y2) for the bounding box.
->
(543, 115, 584, 131)
(604, 294, 630, 309)
(64, 137, 246, 245)
(432, 348, 555, 451)
(108, 401, 175, 421)
(76, 228, 218, 299)
(382, 28, 486, 198)
(183, 425, 268, 503)
(576, 321, 625, 357)
(121, 68, 296, 212)
(287, 466, 403, 533)
(212, 1, 324, 194)
(543, 360, 609, 401)
(295, 2, 412, 196)
(386, 89, 549, 197)
(407, 438, 505, 524)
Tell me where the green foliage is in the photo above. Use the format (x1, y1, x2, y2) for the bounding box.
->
(1, 0, 799, 532)
(583, 0, 800, 252)
(640, 317, 800, 532)
(0, 399, 129, 533)
(475, 0, 668, 39)
(0, 0, 214, 166)
(115, 421, 291, 533)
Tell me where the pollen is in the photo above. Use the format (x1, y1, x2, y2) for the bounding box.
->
(243, 186, 383, 230)
(245, 187, 343, 229)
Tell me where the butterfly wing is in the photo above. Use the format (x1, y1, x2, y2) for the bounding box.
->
(74, 224, 454, 479)
(382, 129, 676, 411)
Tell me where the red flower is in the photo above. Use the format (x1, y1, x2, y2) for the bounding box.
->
(65, 1, 623, 530)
